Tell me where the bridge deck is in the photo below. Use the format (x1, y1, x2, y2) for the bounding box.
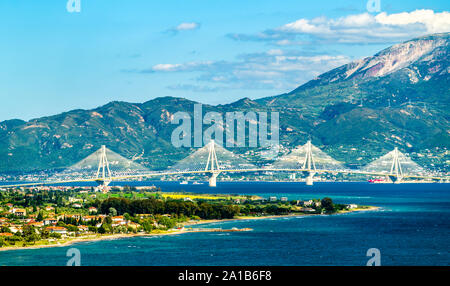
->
(0, 168, 445, 188)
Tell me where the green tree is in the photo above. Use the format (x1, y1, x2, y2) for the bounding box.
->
(49, 233, 62, 239)
(156, 216, 176, 229)
(22, 225, 39, 244)
(98, 225, 106, 234)
(321, 197, 334, 213)
(123, 213, 132, 221)
(109, 207, 117, 216)
(22, 225, 35, 237)
(56, 220, 66, 227)
(25, 233, 40, 244)
(40, 228, 50, 239)
(66, 225, 79, 232)
(0, 226, 11, 233)
(142, 219, 154, 232)
(36, 211, 44, 221)
(98, 224, 112, 234)
(6, 235, 23, 245)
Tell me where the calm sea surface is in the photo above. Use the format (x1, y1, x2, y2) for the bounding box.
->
(0, 182, 449, 266)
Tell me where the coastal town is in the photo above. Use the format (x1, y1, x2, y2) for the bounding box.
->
(0, 185, 369, 250)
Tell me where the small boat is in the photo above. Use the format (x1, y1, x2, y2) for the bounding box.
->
(192, 181, 203, 185)
(179, 181, 189, 185)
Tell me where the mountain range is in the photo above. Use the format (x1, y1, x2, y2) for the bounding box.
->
(1, 33, 449, 173)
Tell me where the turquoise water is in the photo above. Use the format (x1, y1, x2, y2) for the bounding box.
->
(0, 182, 449, 266)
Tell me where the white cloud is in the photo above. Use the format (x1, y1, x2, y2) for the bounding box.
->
(174, 22, 200, 31)
(151, 61, 213, 72)
(152, 63, 183, 72)
(133, 50, 350, 91)
(231, 9, 450, 44)
(267, 49, 284, 55)
(375, 10, 450, 33)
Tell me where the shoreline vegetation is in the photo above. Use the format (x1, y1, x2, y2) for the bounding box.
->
(0, 186, 379, 252)
(0, 206, 380, 252)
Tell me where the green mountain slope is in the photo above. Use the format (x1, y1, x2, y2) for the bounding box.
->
(0, 33, 448, 173)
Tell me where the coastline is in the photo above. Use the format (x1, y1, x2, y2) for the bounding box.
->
(0, 206, 380, 252)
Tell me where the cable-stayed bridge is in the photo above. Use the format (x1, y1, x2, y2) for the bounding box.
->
(0, 140, 447, 191)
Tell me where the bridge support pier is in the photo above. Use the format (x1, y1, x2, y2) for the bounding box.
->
(389, 175, 403, 184)
(209, 172, 220, 187)
(305, 172, 315, 186)
(388, 176, 403, 184)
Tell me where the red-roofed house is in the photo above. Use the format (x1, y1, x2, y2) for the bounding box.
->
(0, 233, 13, 237)
(112, 216, 126, 226)
(81, 215, 97, 222)
(43, 218, 58, 226)
(12, 208, 27, 217)
(46, 226, 67, 235)
(78, 225, 89, 232)
(29, 221, 44, 228)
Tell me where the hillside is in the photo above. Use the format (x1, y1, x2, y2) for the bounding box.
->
(0, 33, 448, 173)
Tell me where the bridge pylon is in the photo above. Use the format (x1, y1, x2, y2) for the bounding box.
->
(95, 145, 112, 192)
(389, 147, 403, 184)
(205, 140, 221, 187)
(302, 140, 316, 186)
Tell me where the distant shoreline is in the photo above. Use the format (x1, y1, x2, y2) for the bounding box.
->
(0, 206, 379, 252)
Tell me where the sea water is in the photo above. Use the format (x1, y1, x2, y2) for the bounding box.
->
(0, 182, 448, 266)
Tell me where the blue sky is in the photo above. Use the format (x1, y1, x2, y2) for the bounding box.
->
(0, 0, 449, 121)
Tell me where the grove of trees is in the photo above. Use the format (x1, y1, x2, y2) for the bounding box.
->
(97, 197, 241, 220)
